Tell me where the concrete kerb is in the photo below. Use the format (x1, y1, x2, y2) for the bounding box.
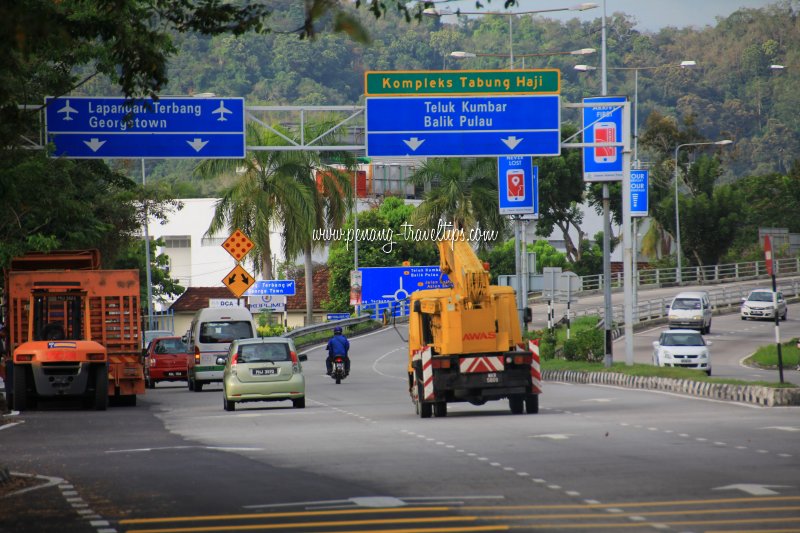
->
(542, 369, 800, 406)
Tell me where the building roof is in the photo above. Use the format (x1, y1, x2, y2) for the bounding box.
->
(286, 266, 329, 311)
(168, 267, 330, 313)
(169, 287, 238, 312)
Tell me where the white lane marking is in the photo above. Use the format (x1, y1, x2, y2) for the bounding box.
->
(581, 382, 765, 408)
(372, 347, 403, 380)
(714, 483, 793, 496)
(106, 445, 263, 454)
(581, 398, 614, 403)
(529, 434, 574, 440)
(762, 426, 800, 432)
(7, 473, 63, 496)
(0, 421, 23, 431)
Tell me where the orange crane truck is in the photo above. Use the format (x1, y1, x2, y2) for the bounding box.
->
(408, 232, 541, 418)
(4, 250, 143, 410)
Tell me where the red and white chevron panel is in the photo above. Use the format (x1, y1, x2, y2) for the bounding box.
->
(459, 355, 505, 374)
(529, 339, 542, 394)
(421, 346, 435, 401)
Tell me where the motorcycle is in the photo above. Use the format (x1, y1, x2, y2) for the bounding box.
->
(331, 356, 347, 384)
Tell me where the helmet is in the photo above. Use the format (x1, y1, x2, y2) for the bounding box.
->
(333, 327, 343, 334)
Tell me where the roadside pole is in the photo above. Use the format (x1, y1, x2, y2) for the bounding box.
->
(765, 236, 785, 383)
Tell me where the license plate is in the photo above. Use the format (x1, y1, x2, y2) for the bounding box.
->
(166, 372, 184, 377)
(485, 372, 499, 384)
(252, 368, 278, 376)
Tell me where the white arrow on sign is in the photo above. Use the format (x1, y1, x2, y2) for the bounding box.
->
(83, 138, 106, 152)
(187, 138, 209, 152)
(402, 137, 425, 151)
(713, 484, 792, 496)
(501, 136, 524, 150)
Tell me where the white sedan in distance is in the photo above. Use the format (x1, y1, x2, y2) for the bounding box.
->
(740, 288, 787, 321)
(652, 329, 712, 376)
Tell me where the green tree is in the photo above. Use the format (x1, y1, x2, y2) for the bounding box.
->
(408, 157, 507, 250)
(112, 238, 185, 306)
(324, 198, 438, 312)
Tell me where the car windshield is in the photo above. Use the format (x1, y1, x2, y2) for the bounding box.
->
(154, 338, 186, 354)
(238, 343, 291, 363)
(199, 321, 253, 343)
(661, 333, 705, 347)
(747, 292, 774, 302)
(672, 298, 702, 310)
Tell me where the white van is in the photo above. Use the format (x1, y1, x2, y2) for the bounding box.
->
(667, 291, 713, 334)
(184, 307, 257, 391)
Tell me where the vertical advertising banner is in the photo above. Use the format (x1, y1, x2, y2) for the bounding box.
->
(630, 169, 649, 217)
(349, 270, 363, 306)
(582, 96, 626, 182)
(498, 156, 538, 216)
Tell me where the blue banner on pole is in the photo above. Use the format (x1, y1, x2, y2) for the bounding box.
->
(498, 157, 537, 216)
(582, 96, 625, 182)
(630, 169, 649, 217)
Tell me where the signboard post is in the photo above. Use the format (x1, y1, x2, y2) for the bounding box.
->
(764, 235, 785, 383)
(45, 96, 245, 159)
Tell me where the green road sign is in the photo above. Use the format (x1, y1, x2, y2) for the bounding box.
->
(365, 69, 560, 96)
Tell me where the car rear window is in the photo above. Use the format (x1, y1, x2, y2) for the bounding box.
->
(155, 339, 186, 354)
(238, 343, 291, 363)
(199, 321, 253, 343)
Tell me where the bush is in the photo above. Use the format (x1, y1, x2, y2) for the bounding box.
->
(256, 324, 289, 337)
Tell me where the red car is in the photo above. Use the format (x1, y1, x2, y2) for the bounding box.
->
(144, 337, 190, 388)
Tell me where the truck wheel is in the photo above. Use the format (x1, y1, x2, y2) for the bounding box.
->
(433, 401, 447, 418)
(12, 364, 27, 411)
(194, 380, 204, 392)
(509, 395, 524, 415)
(525, 394, 539, 414)
(417, 383, 432, 418)
(188, 377, 195, 391)
(93, 368, 108, 411)
(146, 374, 155, 389)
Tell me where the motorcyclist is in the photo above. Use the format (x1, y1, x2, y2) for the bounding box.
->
(325, 326, 350, 376)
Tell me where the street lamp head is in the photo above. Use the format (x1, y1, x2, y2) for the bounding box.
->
(770, 64, 786, 70)
(680, 60, 697, 68)
(571, 3, 599, 10)
(450, 51, 476, 59)
(714, 139, 733, 146)
(571, 48, 596, 55)
(574, 64, 597, 72)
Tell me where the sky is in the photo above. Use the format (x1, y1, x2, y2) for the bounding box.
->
(435, 0, 779, 32)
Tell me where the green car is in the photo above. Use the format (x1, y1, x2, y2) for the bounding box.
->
(218, 337, 307, 412)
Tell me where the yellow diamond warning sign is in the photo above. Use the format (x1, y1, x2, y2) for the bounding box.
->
(222, 229, 254, 261)
(223, 264, 255, 298)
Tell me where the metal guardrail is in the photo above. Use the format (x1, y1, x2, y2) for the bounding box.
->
(282, 314, 374, 339)
(577, 258, 800, 293)
(566, 277, 800, 326)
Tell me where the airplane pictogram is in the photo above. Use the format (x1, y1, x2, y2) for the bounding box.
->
(58, 100, 78, 121)
(212, 101, 232, 121)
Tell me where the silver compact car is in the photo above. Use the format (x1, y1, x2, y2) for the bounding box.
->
(741, 289, 787, 321)
(219, 337, 307, 411)
(652, 329, 712, 376)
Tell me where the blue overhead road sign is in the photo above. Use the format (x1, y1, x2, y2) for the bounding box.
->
(45, 96, 245, 159)
(366, 95, 560, 158)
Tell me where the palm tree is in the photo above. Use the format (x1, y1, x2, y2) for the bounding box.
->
(195, 123, 314, 281)
(196, 119, 354, 324)
(408, 157, 508, 249)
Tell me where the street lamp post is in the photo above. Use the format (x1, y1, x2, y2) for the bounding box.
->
(673, 140, 733, 283)
(452, 48, 595, 69)
(425, 3, 598, 70)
